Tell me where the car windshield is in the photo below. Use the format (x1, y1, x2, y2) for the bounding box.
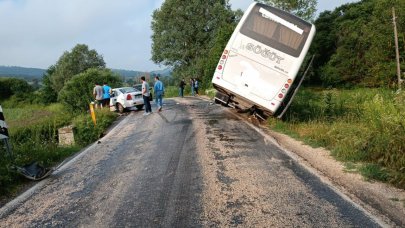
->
(119, 87, 137, 93)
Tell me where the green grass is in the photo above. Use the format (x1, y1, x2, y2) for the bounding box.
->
(163, 85, 197, 98)
(359, 163, 389, 182)
(163, 85, 181, 98)
(0, 103, 117, 196)
(163, 85, 214, 98)
(270, 87, 405, 189)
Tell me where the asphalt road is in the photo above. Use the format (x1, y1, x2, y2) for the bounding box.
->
(0, 97, 381, 227)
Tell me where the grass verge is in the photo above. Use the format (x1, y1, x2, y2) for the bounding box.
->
(269, 87, 405, 189)
(0, 103, 117, 197)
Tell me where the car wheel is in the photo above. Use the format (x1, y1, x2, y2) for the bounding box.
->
(136, 105, 144, 110)
(117, 103, 125, 114)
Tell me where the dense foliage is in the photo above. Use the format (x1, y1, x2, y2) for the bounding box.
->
(58, 68, 121, 112)
(38, 66, 58, 104)
(39, 44, 107, 104)
(254, 0, 317, 21)
(309, 0, 405, 88)
(72, 109, 117, 146)
(151, 0, 241, 88)
(0, 77, 33, 101)
(50, 44, 106, 92)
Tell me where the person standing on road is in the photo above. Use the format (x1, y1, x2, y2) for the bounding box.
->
(141, 76, 152, 115)
(190, 78, 195, 96)
(102, 82, 112, 109)
(154, 76, 165, 112)
(179, 79, 186, 97)
(194, 78, 199, 96)
(93, 82, 104, 109)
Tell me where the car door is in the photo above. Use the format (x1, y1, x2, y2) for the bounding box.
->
(109, 90, 118, 111)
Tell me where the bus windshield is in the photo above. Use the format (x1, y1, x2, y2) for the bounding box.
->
(240, 4, 311, 57)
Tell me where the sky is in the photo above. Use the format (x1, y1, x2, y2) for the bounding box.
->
(0, 0, 358, 72)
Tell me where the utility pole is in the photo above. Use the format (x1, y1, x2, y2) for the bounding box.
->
(392, 7, 402, 90)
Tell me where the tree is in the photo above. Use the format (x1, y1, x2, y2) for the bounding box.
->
(58, 68, 122, 112)
(196, 10, 242, 88)
(310, 0, 405, 87)
(254, 0, 317, 21)
(151, 0, 239, 88)
(50, 44, 106, 93)
(38, 65, 58, 104)
(0, 78, 33, 101)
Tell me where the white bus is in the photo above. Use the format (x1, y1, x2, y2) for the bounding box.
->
(212, 2, 316, 119)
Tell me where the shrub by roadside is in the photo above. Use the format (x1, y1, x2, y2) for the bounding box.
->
(162, 85, 179, 98)
(58, 68, 121, 113)
(73, 108, 117, 146)
(269, 88, 405, 189)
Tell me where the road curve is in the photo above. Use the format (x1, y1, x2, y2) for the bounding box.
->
(0, 97, 381, 227)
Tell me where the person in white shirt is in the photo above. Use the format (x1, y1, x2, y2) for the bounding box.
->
(141, 76, 152, 115)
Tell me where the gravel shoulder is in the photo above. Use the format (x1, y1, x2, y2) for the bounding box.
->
(198, 95, 405, 227)
(265, 128, 405, 227)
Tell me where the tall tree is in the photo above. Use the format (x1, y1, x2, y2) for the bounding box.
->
(39, 65, 58, 104)
(254, 0, 317, 21)
(151, 0, 239, 86)
(311, 0, 405, 87)
(50, 44, 106, 93)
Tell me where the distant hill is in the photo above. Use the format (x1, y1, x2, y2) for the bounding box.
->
(151, 68, 172, 77)
(111, 69, 144, 78)
(111, 68, 172, 78)
(0, 66, 45, 79)
(0, 66, 172, 81)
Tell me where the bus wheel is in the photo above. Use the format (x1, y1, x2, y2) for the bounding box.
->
(215, 91, 229, 107)
(250, 107, 268, 121)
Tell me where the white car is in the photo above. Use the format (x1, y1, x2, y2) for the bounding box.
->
(109, 87, 144, 113)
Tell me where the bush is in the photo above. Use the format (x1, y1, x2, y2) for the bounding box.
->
(73, 108, 117, 146)
(163, 85, 180, 98)
(274, 88, 405, 189)
(58, 68, 122, 112)
(0, 77, 34, 101)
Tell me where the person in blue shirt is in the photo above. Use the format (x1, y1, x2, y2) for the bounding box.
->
(154, 76, 165, 111)
(102, 82, 112, 108)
